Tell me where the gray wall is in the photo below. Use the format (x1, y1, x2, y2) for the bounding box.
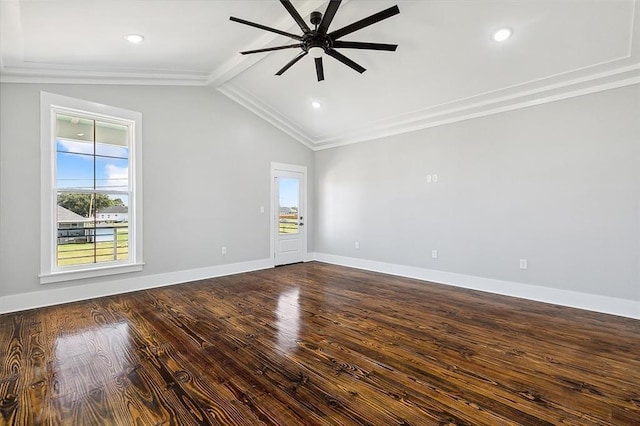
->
(2, 82, 638, 304)
(314, 86, 640, 301)
(0, 83, 314, 297)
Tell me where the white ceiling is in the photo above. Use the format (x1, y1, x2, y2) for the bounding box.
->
(2, 0, 639, 149)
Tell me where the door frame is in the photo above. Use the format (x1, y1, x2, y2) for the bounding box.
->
(271, 162, 308, 266)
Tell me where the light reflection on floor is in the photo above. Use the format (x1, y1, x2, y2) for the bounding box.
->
(52, 322, 133, 399)
(276, 287, 300, 354)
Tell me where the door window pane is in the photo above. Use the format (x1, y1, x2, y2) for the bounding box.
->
(279, 178, 299, 235)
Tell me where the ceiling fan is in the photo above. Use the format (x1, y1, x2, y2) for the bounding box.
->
(230, 0, 400, 81)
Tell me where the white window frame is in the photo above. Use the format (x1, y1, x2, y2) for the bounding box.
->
(40, 92, 144, 284)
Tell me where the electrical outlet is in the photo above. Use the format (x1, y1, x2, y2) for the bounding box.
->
(355, 241, 360, 249)
(432, 174, 438, 183)
(260, 206, 265, 213)
(431, 250, 438, 259)
(426, 174, 432, 183)
(519, 259, 527, 269)
(222, 246, 228, 255)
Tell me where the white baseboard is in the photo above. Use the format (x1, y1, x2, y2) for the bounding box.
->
(3, 254, 638, 320)
(313, 253, 640, 320)
(0, 258, 273, 314)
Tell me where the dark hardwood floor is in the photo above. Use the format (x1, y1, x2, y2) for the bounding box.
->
(1, 262, 639, 425)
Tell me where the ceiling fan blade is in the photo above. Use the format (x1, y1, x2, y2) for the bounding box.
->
(280, 0, 311, 33)
(240, 44, 303, 55)
(276, 51, 308, 75)
(328, 5, 400, 40)
(332, 41, 397, 51)
(315, 57, 325, 81)
(325, 49, 366, 74)
(318, 0, 341, 35)
(230, 16, 302, 41)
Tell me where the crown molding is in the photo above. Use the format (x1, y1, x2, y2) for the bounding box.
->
(217, 84, 316, 150)
(216, 62, 640, 151)
(4, 56, 638, 151)
(312, 64, 640, 149)
(0, 66, 210, 86)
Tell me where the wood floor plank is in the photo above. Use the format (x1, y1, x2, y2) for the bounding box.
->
(136, 288, 346, 425)
(102, 294, 275, 425)
(1, 261, 639, 425)
(0, 315, 25, 424)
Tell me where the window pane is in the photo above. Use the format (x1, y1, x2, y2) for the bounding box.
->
(56, 193, 129, 266)
(56, 151, 95, 190)
(56, 114, 94, 143)
(95, 121, 128, 153)
(95, 196, 129, 264)
(54, 115, 131, 265)
(56, 113, 95, 191)
(57, 193, 94, 267)
(279, 178, 299, 235)
(96, 156, 128, 191)
(56, 138, 94, 156)
(94, 222, 129, 264)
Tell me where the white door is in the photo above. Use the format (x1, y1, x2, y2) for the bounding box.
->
(272, 164, 307, 266)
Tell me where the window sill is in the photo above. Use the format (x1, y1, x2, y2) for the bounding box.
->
(40, 262, 144, 284)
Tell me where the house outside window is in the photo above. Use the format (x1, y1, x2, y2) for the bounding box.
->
(40, 92, 143, 283)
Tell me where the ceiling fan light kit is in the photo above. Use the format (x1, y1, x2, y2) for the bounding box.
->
(230, 0, 400, 81)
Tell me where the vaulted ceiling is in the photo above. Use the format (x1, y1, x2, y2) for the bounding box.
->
(2, 0, 638, 149)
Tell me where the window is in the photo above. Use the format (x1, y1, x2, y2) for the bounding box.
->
(40, 92, 143, 283)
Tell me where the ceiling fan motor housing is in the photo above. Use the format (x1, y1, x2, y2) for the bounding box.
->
(310, 11, 322, 26)
(303, 11, 332, 54)
(303, 32, 332, 54)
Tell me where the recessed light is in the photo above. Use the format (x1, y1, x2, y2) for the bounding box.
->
(124, 34, 144, 44)
(76, 133, 85, 137)
(311, 101, 321, 109)
(493, 28, 512, 42)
